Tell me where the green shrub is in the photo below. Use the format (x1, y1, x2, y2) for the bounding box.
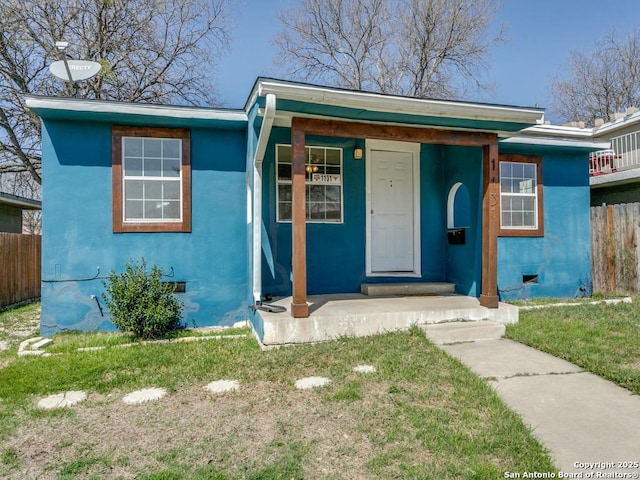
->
(102, 259, 183, 339)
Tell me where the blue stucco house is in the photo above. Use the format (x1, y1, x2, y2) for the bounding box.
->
(26, 78, 608, 344)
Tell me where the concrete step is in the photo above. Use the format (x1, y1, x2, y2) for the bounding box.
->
(421, 320, 505, 345)
(361, 282, 455, 296)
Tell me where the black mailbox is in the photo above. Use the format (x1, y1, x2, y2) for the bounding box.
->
(447, 228, 466, 245)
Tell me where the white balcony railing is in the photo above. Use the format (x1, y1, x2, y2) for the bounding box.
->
(590, 130, 640, 176)
(589, 149, 618, 175)
(611, 131, 640, 170)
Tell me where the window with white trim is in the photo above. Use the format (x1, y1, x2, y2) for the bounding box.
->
(112, 126, 191, 233)
(276, 144, 343, 223)
(499, 154, 543, 236)
(122, 137, 182, 222)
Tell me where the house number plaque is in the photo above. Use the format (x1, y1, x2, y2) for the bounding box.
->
(311, 173, 341, 184)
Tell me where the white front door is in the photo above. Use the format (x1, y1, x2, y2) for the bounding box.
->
(366, 140, 421, 275)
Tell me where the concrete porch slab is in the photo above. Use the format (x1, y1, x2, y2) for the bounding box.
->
(255, 294, 518, 346)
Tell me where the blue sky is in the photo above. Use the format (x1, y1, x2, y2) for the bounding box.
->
(217, 0, 640, 121)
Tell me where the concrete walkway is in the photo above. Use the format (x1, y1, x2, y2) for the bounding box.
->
(441, 338, 640, 476)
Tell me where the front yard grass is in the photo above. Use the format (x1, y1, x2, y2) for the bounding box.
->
(0, 325, 556, 479)
(506, 298, 640, 395)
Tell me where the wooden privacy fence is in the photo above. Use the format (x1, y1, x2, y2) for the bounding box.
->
(0, 233, 41, 307)
(591, 202, 640, 294)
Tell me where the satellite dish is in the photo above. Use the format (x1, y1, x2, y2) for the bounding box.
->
(50, 60, 102, 82)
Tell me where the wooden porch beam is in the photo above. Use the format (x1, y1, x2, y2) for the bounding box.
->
(480, 140, 500, 308)
(292, 117, 497, 147)
(290, 119, 309, 318)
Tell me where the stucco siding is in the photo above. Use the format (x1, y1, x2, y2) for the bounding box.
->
(419, 144, 447, 282)
(40, 120, 249, 335)
(260, 128, 366, 296)
(443, 145, 483, 296)
(497, 152, 592, 300)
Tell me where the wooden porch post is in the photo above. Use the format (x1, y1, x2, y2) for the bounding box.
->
(290, 119, 310, 317)
(480, 140, 500, 308)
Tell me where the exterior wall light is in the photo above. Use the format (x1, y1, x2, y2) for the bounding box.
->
(354, 147, 363, 159)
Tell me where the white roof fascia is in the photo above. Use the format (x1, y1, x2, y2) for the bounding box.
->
(254, 80, 544, 126)
(0, 192, 41, 210)
(521, 124, 596, 138)
(501, 124, 608, 149)
(268, 110, 520, 138)
(592, 111, 640, 137)
(501, 135, 610, 150)
(25, 95, 247, 122)
(590, 168, 640, 188)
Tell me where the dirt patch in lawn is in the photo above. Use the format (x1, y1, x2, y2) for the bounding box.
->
(1, 328, 554, 478)
(4, 380, 393, 479)
(0, 303, 40, 370)
(0, 304, 40, 350)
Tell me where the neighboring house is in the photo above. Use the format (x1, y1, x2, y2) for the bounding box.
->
(26, 78, 607, 342)
(590, 108, 640, 206)
(0, 192, 41, 233)
(0, 192, 42, 308)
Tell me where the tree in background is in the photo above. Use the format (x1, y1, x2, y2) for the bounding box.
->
(273, 0, 503, 99)
(0, 0, 232, 214)
(552, 30, 640, 126)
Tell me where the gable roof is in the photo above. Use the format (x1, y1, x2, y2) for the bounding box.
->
(29, 78, 594, 144)
(247, 78, 545, 135)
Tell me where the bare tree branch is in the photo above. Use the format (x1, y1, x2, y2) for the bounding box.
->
(551, 29, 640, 126)
(0, 0, 233, 212)
(273, 0, 503, 99)
(274, 0, 389, 91)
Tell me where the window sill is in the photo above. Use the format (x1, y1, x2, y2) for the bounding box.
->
(113, 221, 191, 233)
(498, 227, 544, 237)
